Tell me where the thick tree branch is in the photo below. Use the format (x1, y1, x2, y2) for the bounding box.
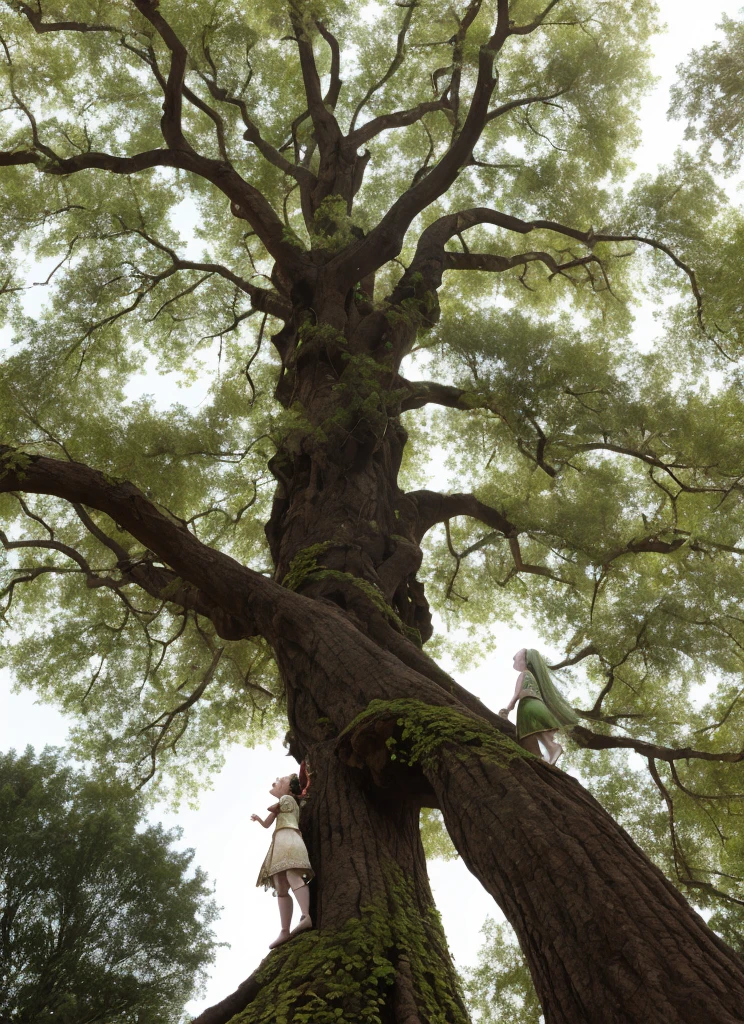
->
(347, 100, 451, 148)
(447, 0, 486, 136)
(391, 207, 703, 322)
(405, 489, 564, 582)
(333, 1, 513, 285)
(316, 20, 342, 110)
(442, 249, 601, 280)
(407, 490, 512, 542)
(398, 378, 506, 419)
(0, 497, 247, 640)
(574, 727, 744, 764)
(0, 150, 39, 166)
(288, 6, 342, 164)
(74, 506, 251, 639)
(129, 0, 192, 153)
(13, 2, 120, 34)
(0, 447, 284, 639)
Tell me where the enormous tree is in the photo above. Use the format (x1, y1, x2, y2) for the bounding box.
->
(1, 1, 744, 1021)
(0, 746, 218, 1022)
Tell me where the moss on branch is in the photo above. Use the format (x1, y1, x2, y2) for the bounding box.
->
(281, 546, 423, 647)
(281, 541, 334, 592)
(343, 698, 530, 772)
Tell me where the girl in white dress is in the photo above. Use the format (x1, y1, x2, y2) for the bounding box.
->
(252, 773, 314, 948)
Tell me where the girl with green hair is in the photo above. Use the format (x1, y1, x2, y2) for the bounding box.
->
(500, 648, 580, 764)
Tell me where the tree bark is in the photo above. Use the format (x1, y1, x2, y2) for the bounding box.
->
(342, 703, 744, 1024)
(6, 305, 744, 1022)
(192, 745, 467, 1024)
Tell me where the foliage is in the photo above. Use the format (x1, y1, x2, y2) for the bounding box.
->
(671, 14, 744, 174)
(2, 0, 744, 1017)
(0, 746, 219, 1023)
(420, 808, 458, 861)
(463, 918, 542, 1024)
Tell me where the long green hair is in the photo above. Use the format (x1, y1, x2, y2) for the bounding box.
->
(525, 649, 580, 728)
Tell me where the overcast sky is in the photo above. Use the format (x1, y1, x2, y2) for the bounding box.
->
(1, 1, 742, 1016)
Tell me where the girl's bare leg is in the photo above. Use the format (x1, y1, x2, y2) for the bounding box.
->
(269, 871, 293, 948)
(519, 734, 543, 758)
(287, 868, 312, 935)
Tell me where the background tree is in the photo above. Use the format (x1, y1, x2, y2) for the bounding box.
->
(1, 1, 744, 1022)
(0, 746, 219, 1023)
(464, 918, 542, 1024)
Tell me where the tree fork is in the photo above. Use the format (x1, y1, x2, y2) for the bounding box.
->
(342, 701, 744, 1024)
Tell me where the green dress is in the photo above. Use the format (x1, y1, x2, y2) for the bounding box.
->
(516, 671, 562, 740)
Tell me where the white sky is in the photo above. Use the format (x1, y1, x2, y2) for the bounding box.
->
(1, 0, 742, 1016)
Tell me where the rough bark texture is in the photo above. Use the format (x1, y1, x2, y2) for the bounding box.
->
(3, 5, 740, 1021)
(192, 746, 467, 1024)
(442, 755, 744, 1024)
(342, 703, 744, 1024)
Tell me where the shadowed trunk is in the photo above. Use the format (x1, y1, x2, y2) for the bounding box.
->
(342, 702, 744, 1024)
(264, 301, 433, 646)
(189, 303, 744, 1024)
(192, 746, 467, 1024)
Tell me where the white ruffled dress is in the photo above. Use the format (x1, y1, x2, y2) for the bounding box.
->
(256, 794, 314, 891)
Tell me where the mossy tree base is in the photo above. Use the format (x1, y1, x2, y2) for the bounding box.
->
(192, 746, 468, 1024)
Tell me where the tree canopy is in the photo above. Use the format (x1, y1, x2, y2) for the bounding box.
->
(0, 746, 218, 1022)
(2, 2, 744, 1021)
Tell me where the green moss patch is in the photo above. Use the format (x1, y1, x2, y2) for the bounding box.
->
(236, 862, 467, 1024)
(344, 699, 531, 773)
(281, 547, 423, 648)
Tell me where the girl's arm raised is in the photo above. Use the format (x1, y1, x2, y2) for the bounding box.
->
(251, 805, 279, 828)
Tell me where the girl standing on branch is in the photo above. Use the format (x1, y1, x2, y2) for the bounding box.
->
(500, 648, 580, 765)
(252, 773, 314, 948)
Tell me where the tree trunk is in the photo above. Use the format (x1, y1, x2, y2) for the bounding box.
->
(192, 745, 468, 1024)
(342, 701, 744, 1024)
(193, 308, 744, 1024)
